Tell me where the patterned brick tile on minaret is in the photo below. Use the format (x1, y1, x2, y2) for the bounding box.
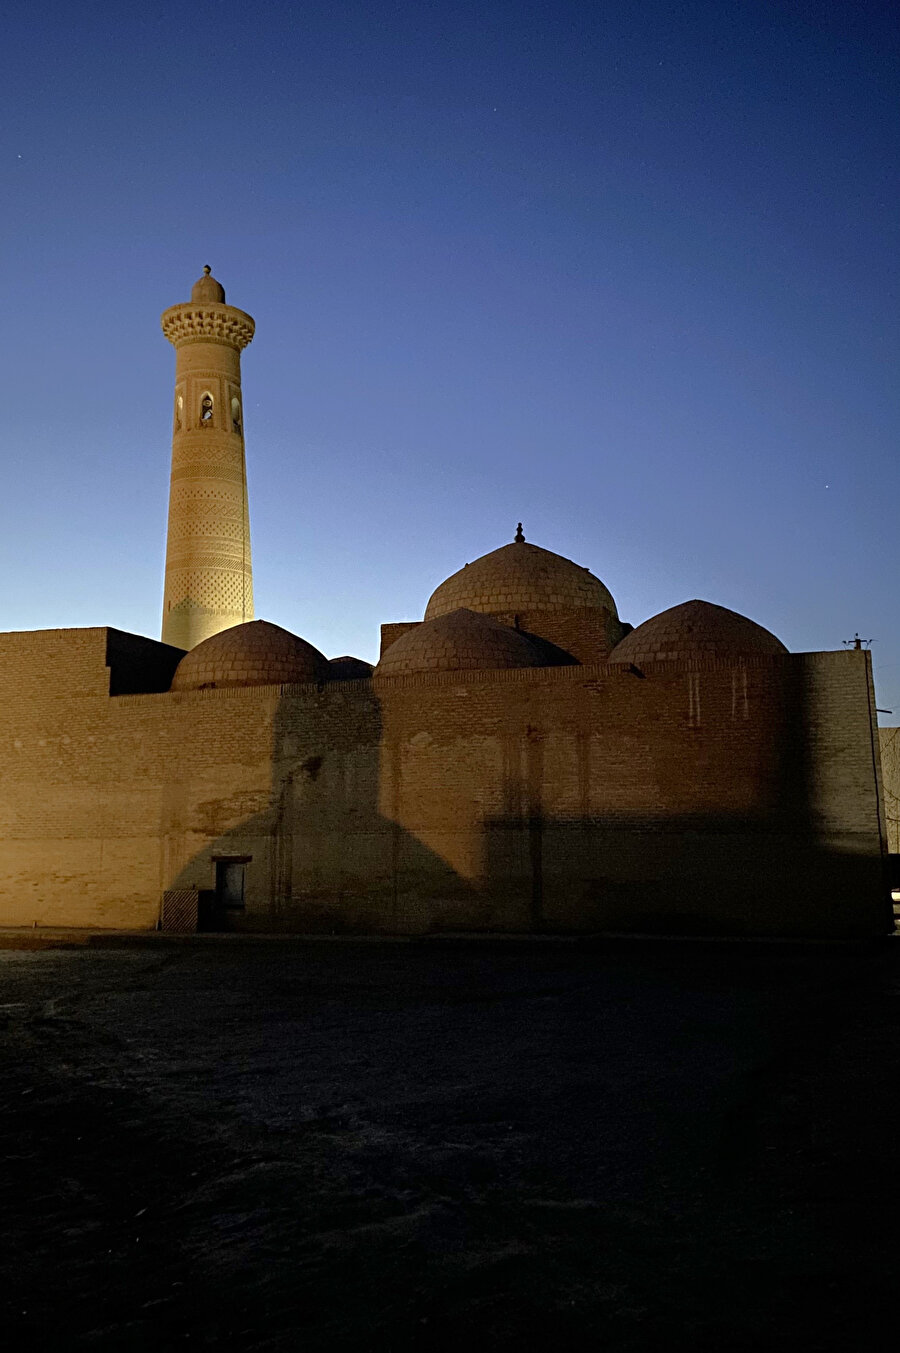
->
(160, 267, 255, 650)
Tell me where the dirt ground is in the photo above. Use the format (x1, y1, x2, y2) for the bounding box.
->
(1, 937, 899, 1351)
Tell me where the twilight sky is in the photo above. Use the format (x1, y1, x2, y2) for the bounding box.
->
(3, 1, 898, 717)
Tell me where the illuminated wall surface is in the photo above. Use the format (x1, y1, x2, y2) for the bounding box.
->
(0, 624, 890, 938)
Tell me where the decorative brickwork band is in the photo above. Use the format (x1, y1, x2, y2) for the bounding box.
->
(161, 303, 255, 351)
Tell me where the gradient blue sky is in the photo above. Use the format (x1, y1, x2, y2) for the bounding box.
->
(3, 1, 898, 716)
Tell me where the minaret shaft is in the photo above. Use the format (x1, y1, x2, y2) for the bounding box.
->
(160, 272, 255, 650)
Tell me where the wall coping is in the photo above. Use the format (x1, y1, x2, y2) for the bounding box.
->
(108, 649, 861, 705)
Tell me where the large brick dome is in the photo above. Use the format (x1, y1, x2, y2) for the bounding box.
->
(609, 600, 787, 665)
(171, 620, 327, 690)
(425, 534, 618, 622)
(375, 608, 546, 677)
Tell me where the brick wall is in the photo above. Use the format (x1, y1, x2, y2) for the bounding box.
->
(0, 629, 890, 936)
(380, 622, 420, 657)
(371, 650, 888, 937)
(488, 605, 621, 662)
(380, 607, 620, 664)
(880, 727, 900, 854)
(0, 629, 178, 927)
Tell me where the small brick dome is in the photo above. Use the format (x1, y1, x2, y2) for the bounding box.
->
(608, 600, 787, 665)
(327, 656, 373, 680)
(375, 608, 546, 677)
(190, 266, 226, 304)
(425, 536, 618, 621)
(171, 620, 327, 690)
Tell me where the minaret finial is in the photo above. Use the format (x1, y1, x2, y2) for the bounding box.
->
(203, 264, 212, 275)
(514, 522, 525, 543)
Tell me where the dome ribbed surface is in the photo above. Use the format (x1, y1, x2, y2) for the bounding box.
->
(609, 600, 787, 665)
(425, 541, 618, 621)
(171, 620, 327, 690)
(190, 268, 226, 303)
(375, 609, 545, 677)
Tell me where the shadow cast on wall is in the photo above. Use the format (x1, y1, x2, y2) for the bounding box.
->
(163, 654, 892, 939)
(164, 680, 479, 934)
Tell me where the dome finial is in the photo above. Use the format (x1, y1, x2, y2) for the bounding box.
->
(203, 264, 211, 275)
(514, 522, 525, 543)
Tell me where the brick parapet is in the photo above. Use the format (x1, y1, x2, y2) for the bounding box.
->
(105, 647, 860, 701)
(380, 622, 420, 657)
(370, 649, 853, 690)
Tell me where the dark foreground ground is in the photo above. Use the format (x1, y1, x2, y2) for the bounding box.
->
(2, 937, 899, 1351)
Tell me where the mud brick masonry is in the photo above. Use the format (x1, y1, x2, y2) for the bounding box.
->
(161, 266, 254, 651)
(0, 271, 894, 937)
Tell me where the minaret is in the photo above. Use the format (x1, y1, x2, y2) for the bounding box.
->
(160, 266, 255, 650)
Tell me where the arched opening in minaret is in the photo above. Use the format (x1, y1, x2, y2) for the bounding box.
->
(200, 392, 214, 426)
(231, 396, 242, 434)
(174, 393, 183, 431)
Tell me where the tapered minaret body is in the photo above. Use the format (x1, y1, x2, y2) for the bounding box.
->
(161, 267, 255, 650)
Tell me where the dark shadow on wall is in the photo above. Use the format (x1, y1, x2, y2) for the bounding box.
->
(163, 678, 479, 934)
(478, 655, 892, 938)
(478, 813, 890, 938)
(162, 655, 892, 939)
(106, 630, 185, 695)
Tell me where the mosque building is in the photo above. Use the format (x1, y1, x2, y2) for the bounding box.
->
(0, 271, 893, 937)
